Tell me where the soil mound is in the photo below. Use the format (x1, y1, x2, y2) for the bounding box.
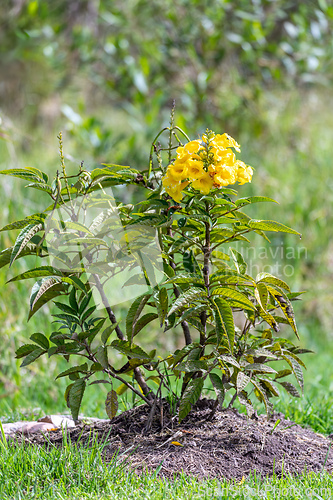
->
(18, 399, 333, 480)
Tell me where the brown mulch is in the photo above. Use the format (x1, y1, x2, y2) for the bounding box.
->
(15, 399, 333, 480)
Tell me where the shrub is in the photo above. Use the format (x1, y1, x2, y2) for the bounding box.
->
(0, 121, 307, 423)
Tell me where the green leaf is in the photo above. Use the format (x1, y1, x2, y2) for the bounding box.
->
(29, 278, 65, 320)
(53, 301, 79, 317)
(276, 381, 300, 398)
(238, 390, 255, 418)
(10, 223, 44, 266)
(254, 282, 269, 311)
(101, 323, 119, 345)
(30, 333, 49, 350)
(0, 214, 46, 232)
(256, 273, 291, 293)
(25, 182, 52, 194)
(176, 360, 208, 373)
(236, 372, 251, 393)
(281, 354, 304, 391)
(244, 363, 277, 374)
(0, 167, 48, 183)
(251, 379, 273, 415)
(96, 346, 109, 369)
(133, 313, 158, 337)
(209, 373, 225, 408)
(7, 266, 63, 283)
(15, 344, 39, 359)
(267, 287, 299, 339)
(163, 273, 204, 286)
(248, 220, 301, 236)
(105, 390, 118, 419)
(61, 276, 87, 295)
(274, 369, 293, 380)
(229, 248, 247, 274)
(211, 288, 255, 310)
(256, 306, 279, 332)
(20, 348, 45, 367)
(179, 378, 204, 422)
(126, 293, 151, 341)
(235, 196, 278, 207)
(0, 244, 42, 270)
(78, 290, 93, 315)
(56, 363, 88, 379)
(153, 287, 168, 327)
(110, 340, 151, 360)
(211, 297, 235, 352)
(168, 288, 207, 316)
(68, 379, 86, 421)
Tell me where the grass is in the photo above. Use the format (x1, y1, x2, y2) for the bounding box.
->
(1, 430, 333, 500)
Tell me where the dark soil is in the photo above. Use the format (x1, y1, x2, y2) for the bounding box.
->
(18, 399, 333, 480)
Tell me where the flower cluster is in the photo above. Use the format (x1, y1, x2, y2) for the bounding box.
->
(162, 131, 253, 202)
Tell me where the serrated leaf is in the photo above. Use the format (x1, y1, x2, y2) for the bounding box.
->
(176, 360, 208, 373)
(0, 214, 46, 232)
(179, 377, 204, 422)
(209, 373, 225, 408)
(96, 346, 109, 368)
(53, 301, 79, 316)
(15, 344, 38, 359)
(254, 282, 269, 312)
(168, 288, 208, 316)
(110, 339, 151, 360)
(251, 379, 273, 415)
(244, 363, 277, 374)
(0, 167, 48, 183)
(235, 196, 278, 206)
(236, 372, 251, 393)
(126, 293, 151, 341)
(154, 287, 168, 327)
(274, 369, 293, 380)
(238, 390, 255, 417)
(20, 347, 45, 367)
(30, 332, 49, 350)
(61, 276, 87, 295)
(101, 323, 119, 344)
(10, 223, 44, 266)
(256, 273, 291, 293)
(257, 306, 279, 332)
(248, 220, 301, 235)
(212, 287, 255, 310)
(133, 313, 158, 337)
(277, 381, 300, 397)
(281, 354, 304, 391)
(211, 297, 235, 352)
(219, 355, 240, 369)
(68, 379, 86, 421)
(229, 248, 247, 274)
(105, 390, 118, 419)
(29, 279, 65, 320)
(267, 286, 299, 339)
(56, 363, 88, 379)
(30, 277, 62, 311)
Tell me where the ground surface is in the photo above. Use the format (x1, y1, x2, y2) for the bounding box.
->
(13, 399, 333, 481)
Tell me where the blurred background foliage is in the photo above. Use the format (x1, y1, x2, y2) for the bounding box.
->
(0, 0, 333, 423)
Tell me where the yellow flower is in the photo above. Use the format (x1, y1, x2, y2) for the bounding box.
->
(167, 161, 189, 181)
(184, 140, 202, 154)
(213, 165, 238, 187)
(213, 148, 236, 167)
(236, 161, 253, 185)
(187, 159, 205, 181)
(213, 133, 241, 152)
(162, 174, 189, 202)
(191, 172, 214, 194)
